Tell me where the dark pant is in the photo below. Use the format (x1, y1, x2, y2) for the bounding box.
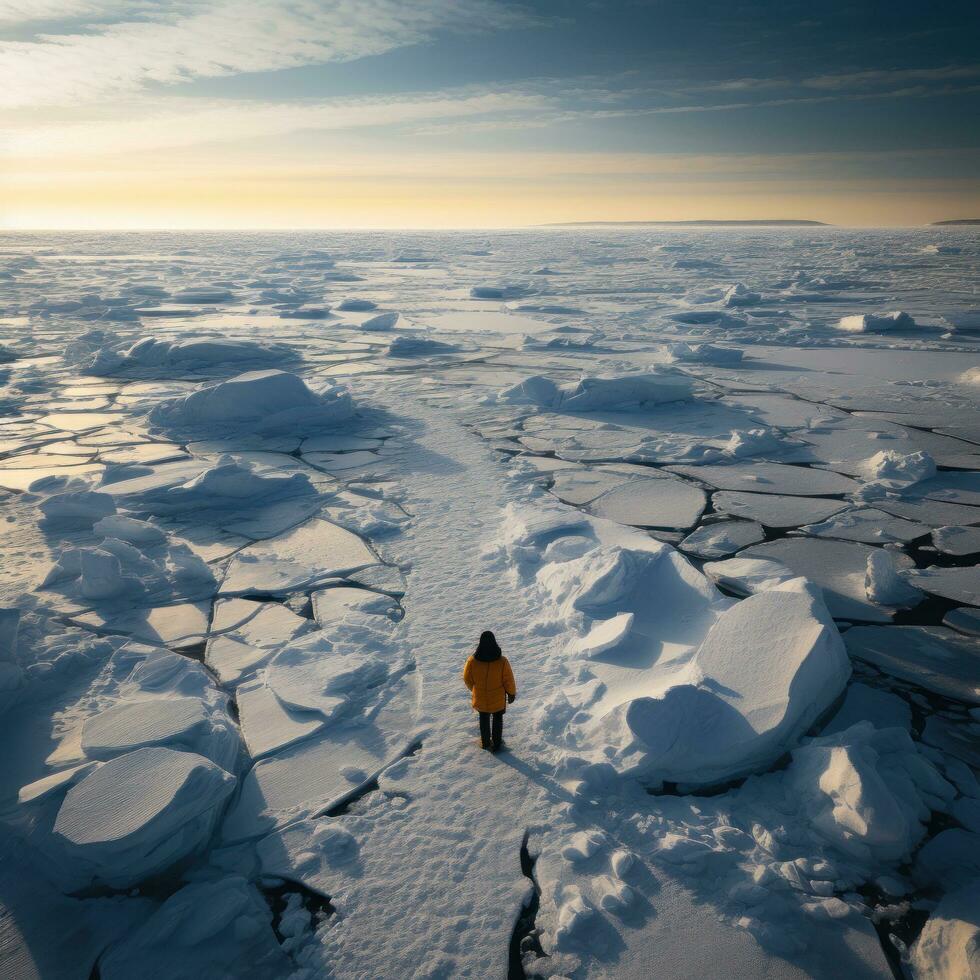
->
(479, 710, 504, 749)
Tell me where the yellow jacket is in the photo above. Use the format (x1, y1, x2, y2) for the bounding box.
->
(463, 654, 516, 713)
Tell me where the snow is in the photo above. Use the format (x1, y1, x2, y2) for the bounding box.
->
(910, 881, 980, 980)
(836, 311, 918, 333)
(220, 518, 378, 596)
(149, 369, 354, 436)
(100, 877, 291, 979)
(586, 578, 850, 788)
(499, 369, 695, 411)
(52, 747, 236, 888)
(3, 227, 979, 979)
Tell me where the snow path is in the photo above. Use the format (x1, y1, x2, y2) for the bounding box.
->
(312, 392, 870, 979)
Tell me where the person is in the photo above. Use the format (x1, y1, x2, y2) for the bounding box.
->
(462, 630, 516, 752)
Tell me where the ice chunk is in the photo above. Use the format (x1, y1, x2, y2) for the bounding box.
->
(236, 679, 327, 759)
(702, 556, 797, 596)
(387, 335, 458, 356)
(589, 579, 850, 787)
(361, 311, 399, 331)
(221, 518, 377, 596)
(802, 507, 929, 544)
(670, 462, 859, 497)
(836, 311, 917, 333)
(588, 475, 706, 529)
(789, 723, 952, 864)
(906, 565, 980, 606)
(100, 877, 291, 980)
(569, 612, 634, 659)
(222, 674, 418, 841)
(844, 626, 980, 703)
(680, 520, 765, 558)
(38, 489, 115, 529)
(666, 342, 744, 365)
(89, 337, 293, 377)
(713, 490, 847, 528)
(865, 549, 924, 608)
(736, 538, 916, 621)
(80, 697, 239, 770)
(933, 525, 980, 556)
(499, 370, 694, 411)
(910, 881, 980, 980)
(864, 449, 936, 485)
(53, 747, 236, 887)
(265, 631, 387, 715)
(723, 282, 761, 307)
(149, 370, 353, 436)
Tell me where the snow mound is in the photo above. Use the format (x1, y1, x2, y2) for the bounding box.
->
(149, 370, 354, 436)
(387, 335, 459, 356)
(789, 722, 952, 865)
(723, 283, 761, 307)
(361, 311, 399, 331)
(499, 370, 694, 412)
(117, 455, 316, 515)
(910, 881, 980, 980)
(590, 578, 850, 787)
(836, 311, 917, 333)
(52, 746, 236, 887)
(39, 489, 116, 529)
(88, 337, 293, 376)
(100, 877, 290, 979)
(666, 342, 744, 365)
(41, 532, 216, 607)
(863, 449, 936, 487)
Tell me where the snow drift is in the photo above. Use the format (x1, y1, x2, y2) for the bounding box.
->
(149, 370, 353, 436)
(499, 370, 694, 412)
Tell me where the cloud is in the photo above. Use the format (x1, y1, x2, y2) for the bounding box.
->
(803, 63, 980, 90)
(0, 0, 526, 108)
(5, 90, 552, 157)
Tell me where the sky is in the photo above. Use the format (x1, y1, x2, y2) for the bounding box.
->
(2, 0, 979, 228)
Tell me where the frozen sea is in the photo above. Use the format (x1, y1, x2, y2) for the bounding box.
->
(0, 228, 979, 979)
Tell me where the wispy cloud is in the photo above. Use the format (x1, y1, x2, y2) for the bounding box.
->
(5, 90, 552, 156)
(0, 0, 526, 108)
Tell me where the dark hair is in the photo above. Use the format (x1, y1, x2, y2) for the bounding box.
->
(474, 630, 501, 662)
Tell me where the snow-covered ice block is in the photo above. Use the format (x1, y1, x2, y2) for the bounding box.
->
(702, 556, 797, 596)
(149, 369, 353, 436)
(220, 518, 377, 596)
(88, 337, 294, 377)
(500, 370, 694, 411)
(80, 697, 239, 770)
(666, 342, 744, 364)
(836, 311, 917, 333)
(588, 578, 850, 787)
(100, 876, 291, 980)
(38, 489, 115, 528)
(236, 678, 327, 759)
(266, 630, 388, 715)
(387, 335, 458, 356)
(713, 490, 847, 528)
(256, 818, 359, 896)
(865, 548, 924, 608)
(311, 585, 400, 627)
(910, 881, 980, 980)
(53, 747, 236, 888)
(789, 722, 952, 864)
(70, 601, 210, 649)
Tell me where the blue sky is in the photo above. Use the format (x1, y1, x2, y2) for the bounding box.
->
(3, 0, 979, 227)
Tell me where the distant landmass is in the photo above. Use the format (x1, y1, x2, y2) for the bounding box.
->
(932, 219, 980, 225)
(541, 219, 829, 227)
